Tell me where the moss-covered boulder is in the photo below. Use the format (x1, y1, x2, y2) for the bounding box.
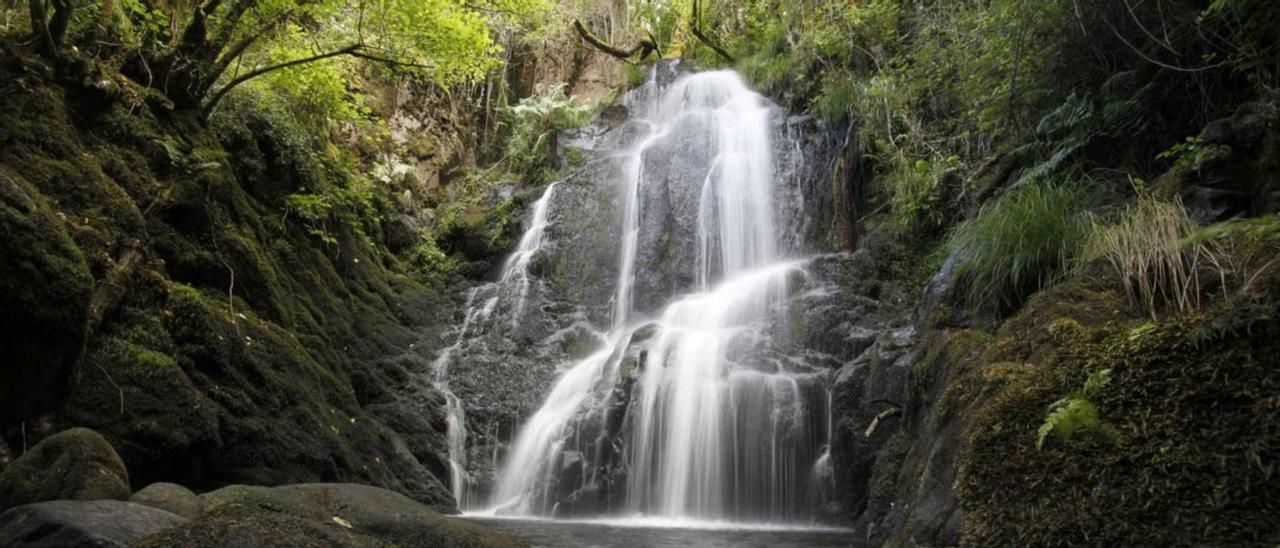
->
(130, 482, 202, 519)
(0, 428, 131, 512)
(0, 167, 93, 426)
(138, 483, 526, 547)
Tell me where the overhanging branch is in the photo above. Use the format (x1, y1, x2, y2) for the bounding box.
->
(690, 0, 734, 63)
(572, 20, 657, 63)
(201, 43, 361, 118)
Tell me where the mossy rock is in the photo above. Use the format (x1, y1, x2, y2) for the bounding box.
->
(958, 304, 1280, 545)
(0, 428, 131, 512)
(0, 167, 93, 426)
(138, 483, 526, 547)
(0, 68, 455, 514)
(130, 482, 203, 519)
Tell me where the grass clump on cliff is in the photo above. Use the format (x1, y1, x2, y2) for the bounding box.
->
(950, 179, 1092, 313)
(1086, 192, 1227, 319)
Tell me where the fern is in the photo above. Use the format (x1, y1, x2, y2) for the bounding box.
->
(1037, 369, 1112, 450)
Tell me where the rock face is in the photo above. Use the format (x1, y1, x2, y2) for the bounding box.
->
(130, 482, 203, 519)
(0, 428, 131, 512)
(140, 483, 526, 547)
(0, 167, 93, 426)
(0, 500, 185, 547)
(0, 67, 455, 511)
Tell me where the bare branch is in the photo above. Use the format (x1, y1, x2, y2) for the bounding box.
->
(572, 20, 656, 62)
(690, 0, 734, 63)
(1103, 16, 1228, 73)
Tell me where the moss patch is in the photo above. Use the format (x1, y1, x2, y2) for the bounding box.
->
(958, 301, 1280, 545)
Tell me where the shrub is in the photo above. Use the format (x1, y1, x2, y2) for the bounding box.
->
(880, 152, 963, 232)
(951, 179, 1092, 313)
(499, 83, 596, 182)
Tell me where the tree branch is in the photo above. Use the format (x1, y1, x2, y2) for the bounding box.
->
(203, 0, 257, 62)
(1103, 16, 1228, 73)
(690, 0, 734, 63)
(47, 0, 70, 45)
(572, 20, 655, 62)
(199, 12, 289, 95)
(201, 43, 361, 118)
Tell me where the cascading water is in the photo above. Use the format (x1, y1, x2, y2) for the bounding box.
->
(476, 68, 833, 523)
(430, 182, 559, 510)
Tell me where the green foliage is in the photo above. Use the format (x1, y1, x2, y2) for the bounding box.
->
(1155, 136, 1208, 171)
(410, 230, 457, 280)
(1186, 214, 1280, 244)
(1200, 0, 1280, 88)
(498, 83, 596, 182)
(18, 0, 554, 116)
(1036, 369, 1111, 449)
(951, 180, 1093, 312)
(880, 152, 962, 232)
(1017, 80, 1155, 184)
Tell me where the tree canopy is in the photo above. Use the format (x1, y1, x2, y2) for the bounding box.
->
(20, 0, 552, 115)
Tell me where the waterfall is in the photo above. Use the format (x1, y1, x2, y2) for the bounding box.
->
(430, 182, 559, 510)
(480, 68, 830, 523)
(501, 182, 557, 322)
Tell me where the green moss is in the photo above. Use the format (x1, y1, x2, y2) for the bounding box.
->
(0, 59, 454, 508)
(864, 430, 911, 519)
(912, 328, 993, 406)
(958, 302, 1280, 545)
(0, 165, 94, 425)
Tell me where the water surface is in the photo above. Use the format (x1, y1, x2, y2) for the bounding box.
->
(463, 516, 862, 548)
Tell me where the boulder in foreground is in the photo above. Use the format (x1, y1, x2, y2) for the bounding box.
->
(130, 482, 203, 519)
(0, 500, 185, 547)
(0, 427, 130, 512)
(139, 482, 526, 547)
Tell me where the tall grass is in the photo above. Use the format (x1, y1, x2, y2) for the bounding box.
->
(1085, 194, 1226, 319)
(951, 180, 1092, 313)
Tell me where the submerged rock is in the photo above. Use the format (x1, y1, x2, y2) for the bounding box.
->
(0, 428, 130, 512)
(0, 500, 185, 547)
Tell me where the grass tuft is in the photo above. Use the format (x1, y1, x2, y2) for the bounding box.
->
(1085, 194, 1224, 319)
(951, 179, 1092, 313)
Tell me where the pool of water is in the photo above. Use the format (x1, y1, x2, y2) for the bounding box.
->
(462, 516, 862, 548)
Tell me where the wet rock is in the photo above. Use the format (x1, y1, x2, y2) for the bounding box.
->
(0, 428, 130, 512)
(130, 482, 202, 519)
(0, 500, 185, 547)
